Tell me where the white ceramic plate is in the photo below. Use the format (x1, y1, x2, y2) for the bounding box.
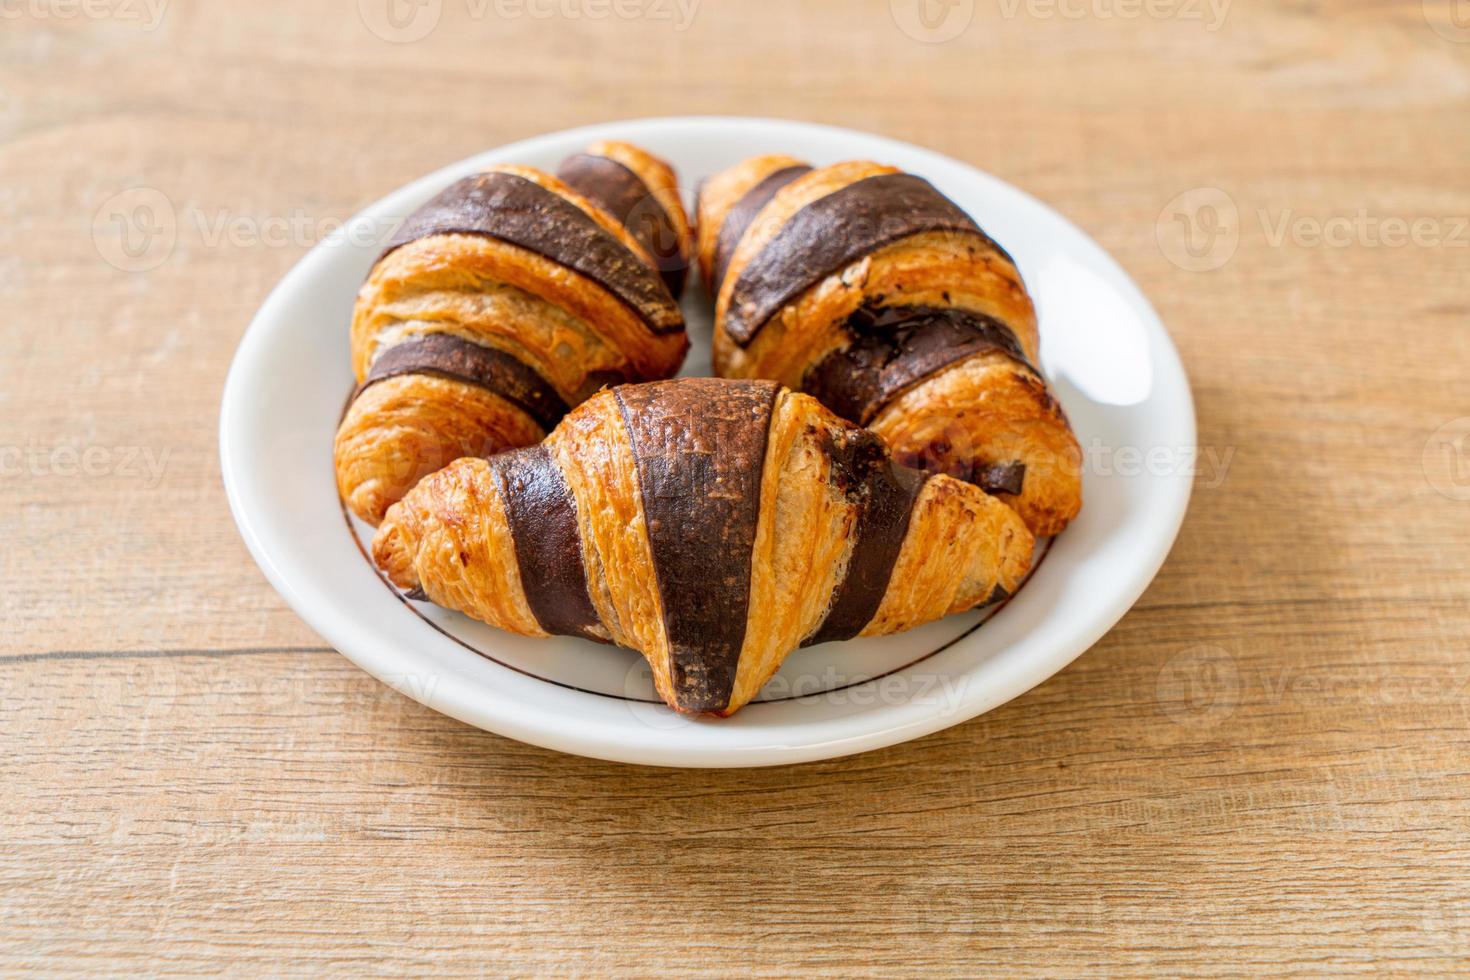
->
(221, 117, 1194, 768)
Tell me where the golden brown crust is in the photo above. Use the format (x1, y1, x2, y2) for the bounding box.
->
(705, 157, 1081, 537)
(864, 472, 1032, 636)
(713, 229, 1036, 384)
(372, 379, 1034, 718)
(351, 234, 683, 387)
(713, 161, 899, 329)
(371, 456, 544, 637)
(336, 155, 690, 527)
(723, 389, 865, 713)
(584, 140, 695, 277)
(695, 154, 808, 294)
(486, 163, 661, 268)
(870, 354, 1082, 537)
(335, 374, 545, 527)
(546, 390, 667, 662)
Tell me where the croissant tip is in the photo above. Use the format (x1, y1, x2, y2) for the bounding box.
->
(371, 508, 424, 595)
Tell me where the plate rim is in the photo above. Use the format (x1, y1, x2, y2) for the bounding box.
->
(220, 114, 1196, 768)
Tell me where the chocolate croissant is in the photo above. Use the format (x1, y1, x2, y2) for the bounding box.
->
(556, 140, 694, 299)
(335, 154, 690, 526)
(373, 378, 1035, 717)
(699, 158, 1083, 537)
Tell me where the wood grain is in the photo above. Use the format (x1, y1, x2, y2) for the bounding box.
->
(2, 0, 1468, 974)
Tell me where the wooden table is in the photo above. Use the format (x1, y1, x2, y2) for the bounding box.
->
(4, 1, 1468, 974)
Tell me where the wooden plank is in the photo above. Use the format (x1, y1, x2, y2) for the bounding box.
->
(2, 1, 1468, 974)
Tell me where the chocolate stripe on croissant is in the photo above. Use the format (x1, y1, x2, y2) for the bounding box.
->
(804, 304, 1035, 426)
(357, 333, 569, 432)
(613, 378, 779, 713)
(556, 153, 686, 298)
(724, 173, 1007, 347)
(973, 462, 1026, 497)
(806, 429, 928, 646)
(488, 445, 603, 641)
(382, 171, 683, 335)
(711, 164, 812, 292)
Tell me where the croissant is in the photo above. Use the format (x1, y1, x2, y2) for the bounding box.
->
(373, 378, 1035, 717)
(699, 158, 1083, 537)
(335, 152, 690, 525)
(556, 140, 694, 299)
